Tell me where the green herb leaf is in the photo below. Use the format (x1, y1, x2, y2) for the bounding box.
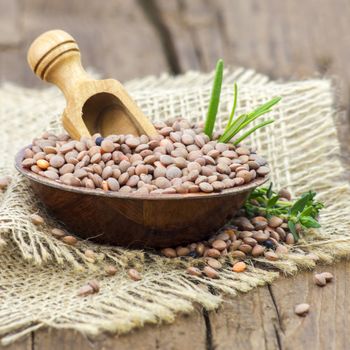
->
(300, 216, 321, 228)
(290, 192, 313, 216)
(234, 97, 281, 134)
(301, 206, 313, 217)
(204, 60, 281, 143)
(233, 119, 274, 145)
(267, 195, 279, 208)
(204, 59, 224, 138)
(219, 114, 247, 143)
(288, 221, 299, 241)
(244, 184, 324, 241)
(224, 82, 238, 131)
(266, 183, 273, 199)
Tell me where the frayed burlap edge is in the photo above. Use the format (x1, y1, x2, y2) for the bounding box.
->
(1, 68, 350, 345)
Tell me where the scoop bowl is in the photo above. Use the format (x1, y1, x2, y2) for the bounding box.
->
(16, 147, 268, 248)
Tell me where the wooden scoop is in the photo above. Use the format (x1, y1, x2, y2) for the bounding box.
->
(27, 29, 157, 140)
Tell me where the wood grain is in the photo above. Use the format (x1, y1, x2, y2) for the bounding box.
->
(13, 260, 350, 350)
(33, 308, 206, 350)
(154, 0, 350, 107)
(2, 0, 350, 349)
(0, 0, 169, 85)
(207, 261, 350, 350)
(0, 0, 21, 46)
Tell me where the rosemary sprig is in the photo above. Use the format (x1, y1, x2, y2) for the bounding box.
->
(244, 184, 324, 241)
(204, 59, 224, 138)
(219, 95, 281, 144)
(224, 82, 238, 134)
(232, 119, 275, 145)
(204, 59, 281, 145)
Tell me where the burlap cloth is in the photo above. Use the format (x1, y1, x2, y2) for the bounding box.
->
(1, 68, 350, 345)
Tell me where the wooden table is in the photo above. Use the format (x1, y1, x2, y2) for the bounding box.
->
(2, 1, 350, 349)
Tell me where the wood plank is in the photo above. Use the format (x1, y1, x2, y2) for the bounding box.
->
(154, 0, 350, 106)
(0, 0, 21, 46)
(208, 261, 350, 350)
(208, 286, 281, 350)
(31, 262, 350, 350)
(33, 307, 206, 350)
(271, 261, 350, 350)
(1, 335, 31, 350)
(0, 0, 169, 86)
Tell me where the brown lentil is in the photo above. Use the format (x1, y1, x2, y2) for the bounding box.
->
(206, 257, 222, 269)
(211, 239, 227, 251)
(161, 248, 177, 258)
(186, 267, 202, 277)
(25, 119, 268, 194)
(30, 213, 44, 225)
(321, 272, 334, 282)
(203, 266, 219, 279)
(51, 228, 66, 238)
(264, 251, 279, 261)
(294, 303, 310, 316)
(62, 235, 78, 245)
(314, 273, 327, 287)
(232, 261, 247, 272)
(128, 268, 142, 281)
(105, 265, 118, 276)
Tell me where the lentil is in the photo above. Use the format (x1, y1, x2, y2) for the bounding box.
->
(25, 118, 268, 194)
(62, 235, 78, 245)
(186, 267, 202, 276)
(105, 265, 118, 276)
(314, 273, 327, 287)
(30, 213, 44, 225)
(295, 303, 310, 316)
(203, 266, 219, 279)
(232, 261, 247, 272)
(128, 268, 142, 281)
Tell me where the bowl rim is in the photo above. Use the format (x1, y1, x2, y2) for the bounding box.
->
(15, 146, 269, 201)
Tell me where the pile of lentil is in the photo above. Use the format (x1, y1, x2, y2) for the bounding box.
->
(25, 187, 316, 282)
(21, 118, 269, 194)
(161, 187, 320, 278)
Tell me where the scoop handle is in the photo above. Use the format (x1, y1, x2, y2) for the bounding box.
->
(27, 30, 90, 98)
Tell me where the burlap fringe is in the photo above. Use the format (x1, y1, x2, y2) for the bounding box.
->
(1, 68, 350, 345)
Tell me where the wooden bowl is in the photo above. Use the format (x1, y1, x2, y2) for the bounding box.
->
(15, 147, 268, 248)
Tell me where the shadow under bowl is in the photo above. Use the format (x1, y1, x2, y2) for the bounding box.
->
(15, 147, 269, 248)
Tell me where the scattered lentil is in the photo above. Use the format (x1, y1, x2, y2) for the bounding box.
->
(62, 235, 77, 245)
(30, 213, 44, 225)
(232, 261, 247, 273)
(105, 265, 118, 276)
(314, 273, 327, 287)
(77, 284, 94, 297)
(321, 271, 334, 282)
(186, 267, 202, 276)
(294, 303, 310, 316)
(203, 266, 219, 279)
(128, 268, 142, 281)
(51, 228, 66, 238)
(206, 257, 222, 269)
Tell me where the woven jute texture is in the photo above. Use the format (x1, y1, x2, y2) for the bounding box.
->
(1, 68, 350, 345)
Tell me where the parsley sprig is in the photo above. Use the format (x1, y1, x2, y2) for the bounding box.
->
(244, 184, 324, 241)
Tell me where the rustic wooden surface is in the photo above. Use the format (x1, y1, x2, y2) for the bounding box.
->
(6, 261, 350, 350)
(2, 0, 350, 349)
